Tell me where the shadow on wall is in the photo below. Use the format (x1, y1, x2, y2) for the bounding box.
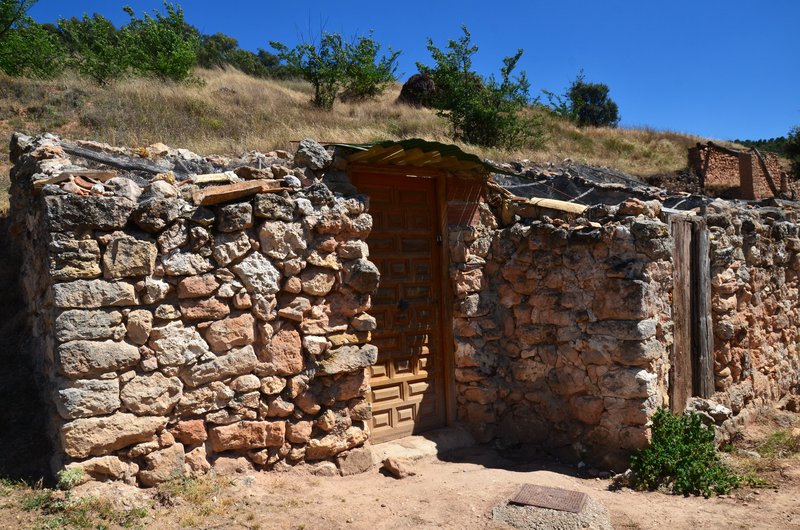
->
(0, 215, 52, 482)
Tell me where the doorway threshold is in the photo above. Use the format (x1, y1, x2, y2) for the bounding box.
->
(370, 424, 475, 465)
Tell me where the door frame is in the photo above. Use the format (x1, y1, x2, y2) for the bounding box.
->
(348, 166, 457, 434)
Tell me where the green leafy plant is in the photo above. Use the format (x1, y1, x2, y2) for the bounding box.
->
(271, 30, 399, 110)
(416, 26, 541, 148)
(56, 467, 84, 491)
(197, 32, 289, 79)
(57, 13, 129, 85)
(786, 126, 800, 180)
(123, 2, 199, 82)
(545, 70, 620, 128)
(630, 408, 740, 497)
(0, 0, 65, 77)
(340, 31, 400, 101)
(271, 32, 348, 110)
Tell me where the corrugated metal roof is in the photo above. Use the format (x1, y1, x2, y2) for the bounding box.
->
(328, 138, 516, 178)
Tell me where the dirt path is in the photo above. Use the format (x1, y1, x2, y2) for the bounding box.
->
(42, 444, 795, 530)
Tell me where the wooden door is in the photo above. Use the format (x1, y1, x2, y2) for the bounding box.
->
(351, 172, 447, 443)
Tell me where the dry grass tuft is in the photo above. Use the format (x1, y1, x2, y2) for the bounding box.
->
(0, 67, 733, 209)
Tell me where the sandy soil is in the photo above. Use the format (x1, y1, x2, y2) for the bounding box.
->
(38, 443, 794, 530)
(3, 411, 800, 529)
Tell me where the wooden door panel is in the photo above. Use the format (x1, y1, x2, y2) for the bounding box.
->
(352, 173, 447, 443)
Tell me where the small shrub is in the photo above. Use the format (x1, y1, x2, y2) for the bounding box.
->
(56, 467, 84, 491)
(544, 70, 620, 128)
(271, 30, 399, 110)
(786, 126, 800, 180)
(340, 31, 399, 101)
(416, 26, 541, 148)
(630, 408, 740, 497)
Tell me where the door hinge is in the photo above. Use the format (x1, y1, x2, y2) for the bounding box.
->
(436, 235, 443, 245)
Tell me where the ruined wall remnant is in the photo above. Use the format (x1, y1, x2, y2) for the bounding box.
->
(10, 134, 379, 485)
(707, 201, 800, 420)
(689, 142, 786, 200)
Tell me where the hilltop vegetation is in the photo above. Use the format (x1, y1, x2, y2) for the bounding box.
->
(0, 0, 773, 213)
(0, 68, 711, 211)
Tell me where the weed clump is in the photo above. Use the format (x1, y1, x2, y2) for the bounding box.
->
(630, 408, 740, 497)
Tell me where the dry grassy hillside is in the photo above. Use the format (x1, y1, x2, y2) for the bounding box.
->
(1, 68, 716, 212)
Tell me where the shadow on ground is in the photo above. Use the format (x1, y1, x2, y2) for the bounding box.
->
(0, 215, 52, 482)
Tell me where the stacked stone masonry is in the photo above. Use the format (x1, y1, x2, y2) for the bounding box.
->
(707, 201, 800, 417)
(9, 132, 800, 484)
(10, 135, 379, 485)
(449, 196, 673, 467)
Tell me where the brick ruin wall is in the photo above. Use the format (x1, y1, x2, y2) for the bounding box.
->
(449, 197, 674, 468)
(690, 145, 785, 200)
(748, 152, 784, 201)
(10, 135, 380, 486)
(707, 201, 800, 433)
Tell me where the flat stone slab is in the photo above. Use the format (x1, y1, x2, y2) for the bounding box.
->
(370, 425, 475, 465)
(493, 495, 612, 530)
(509, 484, 588, 513)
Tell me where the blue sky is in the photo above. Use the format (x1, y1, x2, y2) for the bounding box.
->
(28, 0, 800, 141)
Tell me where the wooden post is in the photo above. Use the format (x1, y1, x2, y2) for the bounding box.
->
(691, 219, 714, 397)
(671, 218, 693, 412)
(438, 174, 458, 427)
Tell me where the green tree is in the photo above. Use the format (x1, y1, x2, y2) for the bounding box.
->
(196, 32, 238, 69)
(0, 0, 65, 77)
(123, 2, 199, 82)
(547, 70, 620, 128)
(57, 14, 128, 85)
(271, 32, 347, 110)
(417, 26, 539, 148)
(340, 31, 400, 101)
(271, 30, 399, 109)
(786, 126, 800, 179)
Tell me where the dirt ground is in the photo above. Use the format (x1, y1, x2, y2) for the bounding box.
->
(2, 410, 800, 530)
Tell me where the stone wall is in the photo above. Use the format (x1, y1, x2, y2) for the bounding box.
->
(10, 131, 800, 484)
(707, 200, 800, 417)
(9, 134, 379, 485)
(451, 195, 673, 468)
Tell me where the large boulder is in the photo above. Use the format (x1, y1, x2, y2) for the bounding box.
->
(102, 237, 157, 279)
(397, 73, 435, 107)
(293, 139, 331, 171)
(55, 309, 125, 342)
(53, 279, 136, 309)
(180, 345, 258, 387)
(61, 413, 167, 458)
